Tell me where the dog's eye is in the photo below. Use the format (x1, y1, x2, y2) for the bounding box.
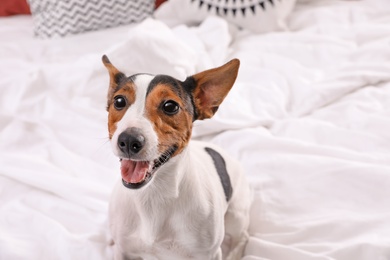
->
(113, 96, 127, 110)
(162, 100, 179, 115)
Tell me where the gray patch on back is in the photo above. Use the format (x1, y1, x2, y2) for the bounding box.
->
(204, 147, 233, 202)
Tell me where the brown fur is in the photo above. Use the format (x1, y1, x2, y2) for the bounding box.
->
(102, 55, 126, 109)
(107, 83, 136, 139)
(145, 84, 193, 156)
(103, 55, 138, 139)
(192, 59, 240, 120)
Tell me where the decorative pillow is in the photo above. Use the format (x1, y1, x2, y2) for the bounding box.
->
(155, 0, 296, 34)
(155, 0, 168, 9)
(27, 0, 154, 38)
(0, 0, 31, 16)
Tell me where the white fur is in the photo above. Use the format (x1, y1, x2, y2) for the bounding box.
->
(111, 74, 158, 161)
(109, 75, 251, 260)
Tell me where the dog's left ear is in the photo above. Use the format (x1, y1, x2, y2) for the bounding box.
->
(102, 55, 126, 108)
(187, 59, 240, 120)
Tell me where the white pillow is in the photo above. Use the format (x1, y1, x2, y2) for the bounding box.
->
(155, 0, 296, 33)
(28, 0, 154, 38)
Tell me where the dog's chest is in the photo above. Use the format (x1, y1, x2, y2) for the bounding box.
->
(113, 200, 216, 259)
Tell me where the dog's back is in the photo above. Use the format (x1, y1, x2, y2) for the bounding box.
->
(190, 141, 252, 260)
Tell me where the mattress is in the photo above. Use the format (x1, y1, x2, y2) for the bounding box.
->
(1, 0, 390, 259)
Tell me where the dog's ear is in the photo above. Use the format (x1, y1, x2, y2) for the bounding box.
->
(188, 59, 240, 120)
(102, 55, 126, 107)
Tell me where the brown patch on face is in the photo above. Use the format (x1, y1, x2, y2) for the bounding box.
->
(145, 84, 193, 156)
(107, 82, 136, 139)
(102, 55, 126, 109)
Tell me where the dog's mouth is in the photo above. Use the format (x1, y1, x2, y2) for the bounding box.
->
(120, 145, 177, 189)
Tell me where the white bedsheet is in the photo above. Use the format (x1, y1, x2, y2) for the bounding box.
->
(1, 0, 390, 259)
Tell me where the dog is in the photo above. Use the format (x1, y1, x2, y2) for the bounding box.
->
(102, 55, 251, 260)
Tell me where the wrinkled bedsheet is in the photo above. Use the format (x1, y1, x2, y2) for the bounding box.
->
(1, 0, 390, 259)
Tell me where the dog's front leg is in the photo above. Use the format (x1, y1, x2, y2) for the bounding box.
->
(113, 244, 126, 260)
(113, 245, 141, 260)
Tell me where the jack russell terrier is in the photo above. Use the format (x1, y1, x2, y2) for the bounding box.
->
(102, 55, 251, 260)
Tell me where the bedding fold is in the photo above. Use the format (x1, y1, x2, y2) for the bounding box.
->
(1, 0, 390, 259)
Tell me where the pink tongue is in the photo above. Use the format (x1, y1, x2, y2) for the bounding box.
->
(121, 160, 149, 184)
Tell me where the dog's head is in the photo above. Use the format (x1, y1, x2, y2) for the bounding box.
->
(102, 55, 239, 189)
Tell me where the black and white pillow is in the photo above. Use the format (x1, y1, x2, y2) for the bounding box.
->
(155, 0, 296, 33)
(28, 0, 154, 38)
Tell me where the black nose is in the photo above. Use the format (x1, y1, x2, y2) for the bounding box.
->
(118, 127, 145, 156)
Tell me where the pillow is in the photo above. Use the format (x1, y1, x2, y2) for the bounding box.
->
(155, 0, 168, 9)
(155, 0, 296, 34)
(27, 0, 154, 38)
(0, 0, 31, 16)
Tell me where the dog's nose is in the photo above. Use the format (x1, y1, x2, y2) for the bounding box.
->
(118, 127, 145, 155)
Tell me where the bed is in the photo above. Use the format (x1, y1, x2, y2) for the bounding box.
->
(1, 0, 390, 259)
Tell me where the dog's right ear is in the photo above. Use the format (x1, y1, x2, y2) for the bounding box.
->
(102, 55, 126, 109)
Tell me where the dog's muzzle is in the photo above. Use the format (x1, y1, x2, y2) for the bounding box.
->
(116, 127, 178, 190)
